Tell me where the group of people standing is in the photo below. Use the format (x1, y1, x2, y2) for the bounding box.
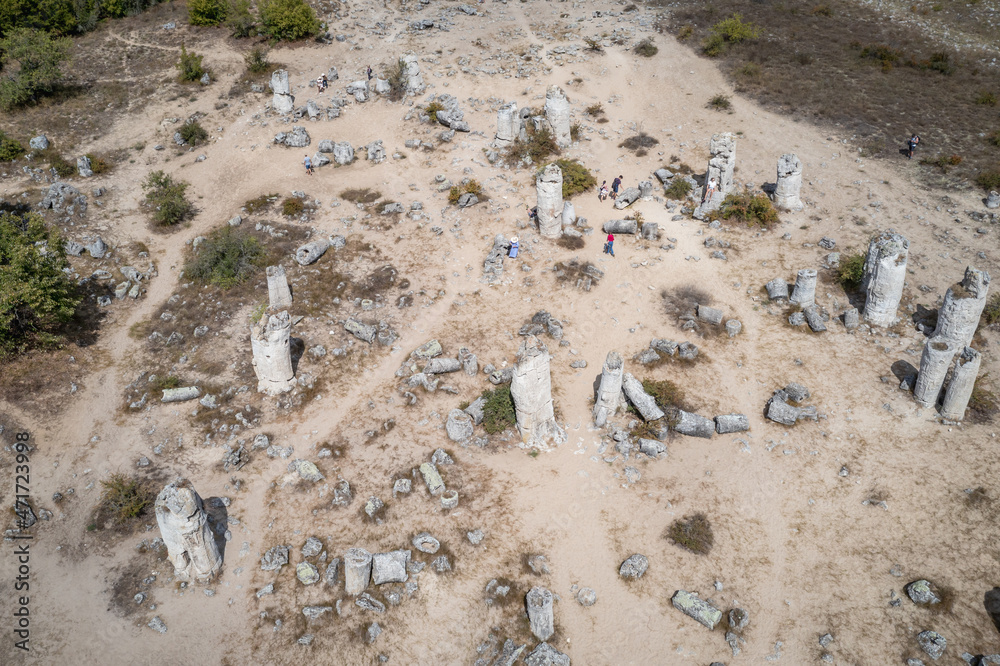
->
(598, 175, 624, 202)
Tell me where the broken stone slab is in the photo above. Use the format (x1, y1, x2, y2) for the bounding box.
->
(715, 414, 749, 434)
(295, 239, 329, 266)
(297, 562, 320, 584)
(288, 459, 324, 482)
(613, 187, 641, 210)
(412, 533, 440, 554)
(266, 265, 292, 309)
(638, 438, 667, 458)
(526, 587, 555, 641)
(766, 391, 817, 426)
(843, 307, 860, 330)
(678, 342, 699, 360)
(672, 410, 714, 438)
(622, 373, 664, 422)
(419, 462, 445, 495)
(640, 221, 659, 241)
(493, 639, 527, 666)
(372, 550, 410, 585)
(161, 387, 200, 403)
(697, 304, 723, 325)
(464, 396, 486, 425)
(789, 269, 817, 307)
(260, 544, 289, 571)
(302, 605, 333, 621)
(424, 357, 461, 374)
(446, 409, 474, 441)
(917, 630, 946, 660)
(333, 141, 354, 165)
(725, 319, 742, 338)
(525, 642, 570, 666)
(39, 182, 86, 215)
(671, 590, 722, 629)
(651, 339, 678, 356)
(345, 318, 377, 344)
(802, 305, 827, 332)
(493, 100, 522, 148)
(987, 191, 1000, 209)
(344, 548, 373, 595)
(458, 347, 478, 375)
(148, 616, 167, 633)
(602, 219, 638, 234)
(619, 553, 648, 579)
(155, 479, 222, 583)
(346, 80, 369, 102)
(594, 351, 625, 427)
(274, 125, 310, 148)
(301, 536, 323, 558)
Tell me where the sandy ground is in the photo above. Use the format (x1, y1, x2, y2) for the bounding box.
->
(2, 1, 1000, 665)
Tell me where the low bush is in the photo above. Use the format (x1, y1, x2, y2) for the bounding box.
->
(425, 101, 445, 122)
(641, 379, 686, 411)
(667, 513, 714, 555)
(481, 385, 516, 434)
(43, 150, 76, 177)
(178, 121, 209, 146)
(244, 193, 279, 213)
(340, 188, 382, 204)
(634, 38, 658, 57)
(85, 153, 111, 175)
(244, 46, 270, 74)
(837, 251, 865, 291)
(708, 94, 732, 111)
(919, 154, 962, 172)
(988, 131, 1000, 148)
(258, 0, 320, 41)
(585, 103, 604, 116)
(860, 44, 903, 71)
(584, 37, 604, 53)
(176, 45, 206, 82)
(975, 91, 997, 106)
(281, 197, 304, 216)
(142, 171, 194, 227)
(735, 62, 762, 83)
(506, 125, 559, 164)
(982, 293, 1000, 328)
(703, 13, 760, 57)
(549, 159, 596, 198)
(188, 0, 228, 26)
(0, 28, 72, 111)
(975, 170, 1000, 191)
(717, 192, 779, 229)
(448, 180, 484, 205)
(0, 131, 25, 162)
(226, 0, 257, 38)
(184, 226, 265, 288)
(665, 178, 692, 200)
(384, 58, 407, 102)
(570, 123, 581, 141)
(619, 132, 659, 152)
(97, 473, 153, 527)
(676, 25, 693, 41)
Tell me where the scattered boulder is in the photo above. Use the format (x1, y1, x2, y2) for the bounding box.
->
(671, 590, 722, 629)
(714, 414, 749, 434)
(274, 125, 310, 148)
(917, 630, 946, 660)
(672, 410, 714, 438)
(446, 409, 474, 441)
(345, 318, 377, 344)
(371, 550, 410, 584)
(619, 553, 648, 579)
(906, 580, 942, 605)
(296, 239, 329, 266)
(525, 642, 570, 666)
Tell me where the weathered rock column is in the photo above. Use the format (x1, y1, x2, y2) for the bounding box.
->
(593, 351, 624, 427)
(932, 266, 991, 349)
(494, 101, 522, 148)
(789, 269, 817, 307)
(622, 373, 665, 422)
(510, 336, 566, 448)
(526, 587, 555, 641)
(544, 85, 571, 148)
(940, 347, 982, 421)
(913, 336, 958, 408)
(344, 547, 373, 595)
(861, 231, 909, 327)
(401, 54, 425, 94)
(536, 164, 564, 238)
(266, 265, 292, 309)
(251, 311, 295, 396)
(270, 70, 294, 114)
(772, 153, 803, 211)
(155, 479, 222, 583)
(695, 132, 736, 216)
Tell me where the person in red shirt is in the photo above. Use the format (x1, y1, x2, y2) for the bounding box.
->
(605, 232, 615, 257)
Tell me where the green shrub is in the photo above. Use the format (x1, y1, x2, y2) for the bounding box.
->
(243, 46, 270, 75)
(717, 192, 779, 229)
(507, 125, 559, 164)
(188, 0, 227, 26)
(142, 170, 194, 227)
(384, 58, 407, 102)
(982, 293, 1000, 328)
(922, 51, 953, 75)
(258, 0, 319, 41)
(176, 45, 206, 82)
(178, 120, 209, 146)
(549, 159, 596, 198)
(43, 150, 76, 176)
(860, 44, 903, 71)
(676, 25, 693, 40)
(0, 211, 81, 356)
(85, 153, 111, 174)
(666, 513, 714, 555)
(0, 28, 72, 111)
(481, 385, 516, 434)
(425, 101, 445, 122)
(919, 154, 963, 172)
(281, 197, 304, 216)
(707, 94, 732, 111)
(735, 62, 762, 82)
(570, 123, 581, 141)
(988, 131, 1000, 148)
(244, 193, 279, 213)
(665, 178, 692, 200)
(448, 180, 484, 205)
(619, 132, 658, 152)
(641, 378, 686, 411)
(97, 473, 153, 526)
(340, 188, 381, 203)
(0, 131, 25, 161)
(226, 0, 256, 37)
(976, 170, 1000, 191)
(634, 38, 658, 57)
(837, 251, 865, 291)
(0, 0, 78, 36)
(703, 14, 760, 57)
(976, 91, 997, 106)
(184, 226, 264, 288)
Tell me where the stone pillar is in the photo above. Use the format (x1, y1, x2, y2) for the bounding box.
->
(401, 54, 425, 94)
(789, 269, 817, 307)
(494, 101, 521, 148)
(251, 311, 295, 396)
(696, 132, 736, 216)
(593, 351, 624, 427)
(940, 347, 982, 421)
(155, 479, 222, 583)
(861, 231, 909, 327)
(773, 153, 803, 211)
(536, 164, 564, 238)
(526, 587, 555, 641)
(270, 70, 294, 114)
(913, 336, 958, 408)
(344, 547, 373, 595)
(266, 265, 292, 309)
(561, 201, 576, 227)
(932, 266, 991, 349)
(510, 336, 566, 448)
(544, 85, 571, 148)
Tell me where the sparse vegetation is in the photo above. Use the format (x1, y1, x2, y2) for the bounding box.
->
(506, 125, 559, 165)
(708, 93, 732, 111)
(178, 121, 209, 146)
(716, 192, 779, 229)
(975, 170, 1000, 191)
(546, 159, 596, 198)
(968, 376, 998, 424)
(176, 45, 206, 83)
(281, 197, 305, 216)
(677, 25, 693, 40)
(258, 0, 320, 41)
(142, 171, 194, 227)
(0, 28, 72, 111)
(642, 379, 687, 412)
(837, 251, 866, 291)
(384, 58, 408, 102)
(702, 13, 760, 57)
(811, 4, 833, 16)
(735, 62, 762, 83)
(0, 131, 25, 162)
(425, 101, 445, 122)
(619, 132, 659, 152)
(226, 0, 257, 38)
(667, 513, 714, 555)
(85, 153, 111, 175)
(975, 91, 997, 106)
(244, 193, 279, 213)
(982, 293, 1000, 328)
(448, 180, 484, 205)
(584, 37, 604, 52)
(185, 226, 265, 289)
(585, 103, 604, 116)
(97, 473, 153, 527)
(188, 0, 228, 26)
(859, 44, 903, 71)
(244, 46, 270, 75)
(988, 131, 1000, 148)
(920, 154, 963, 172)
(634, 38, 658, 57)
(340, 188, 382, 204)
(41, 148, 76, 176)
(481, 385, 516, 434)
(0, 211, 81, 357)
(664, 178, 693, 200)
(570, 123, 581, 141)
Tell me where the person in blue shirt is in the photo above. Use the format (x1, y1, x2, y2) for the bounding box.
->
(509, 236, 519, 258)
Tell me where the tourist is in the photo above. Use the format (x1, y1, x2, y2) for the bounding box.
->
(605, 232, 615, 257)
(304, 154, 313, 175)
(599, 180, 609, 201)
(907, 134, 920, 160)
(509, 236, 519, 258)
(367, 65, 373, 81)
(611, 175, 622, 199)
(703, 177, 717, 204)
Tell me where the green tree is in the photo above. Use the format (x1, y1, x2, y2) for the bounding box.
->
(0, 210, 81, 355)
(0, 28, 72, 110)
(258, 0, 319, 41)
(0, 0, 76, 37)
(176, 44, 205, 82)
(225, 0, 256, 37)
(142, 170, 194, 226)
(188, 0, 227, 26)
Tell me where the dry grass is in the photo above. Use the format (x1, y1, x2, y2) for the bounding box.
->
(666, 513, 714, 555)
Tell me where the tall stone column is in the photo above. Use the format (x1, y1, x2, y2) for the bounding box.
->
(266, 265, 292, 309)
(593, 351, 624, 427)
(270, 70, 294, 114)
(251, 311, 295, 395)
(772, 153, 803, 211)
(913, 336, 958, 408)
(536, 164, 564, 238)
(695, 132, 736, 216)
(526, 587, 555, 641)
(789, 269, 817, 308)
(510, 336, 566, 448)
(544, 85, 571, 148)
(932, 266, 991, 349)
(494, 101, 522, 148)
(940, 347, 982, 421)
(861, 231, 909, 327)
(155, 479, 222, 583)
